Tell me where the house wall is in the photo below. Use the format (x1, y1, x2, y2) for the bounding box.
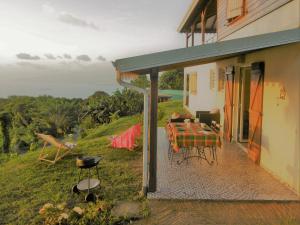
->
(184, 63, 217, 115)
(216, 43, 300, 194)
(217, 0, 300, 41)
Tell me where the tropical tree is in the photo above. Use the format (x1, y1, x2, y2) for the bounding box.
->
(80, 88, 143, 127)
(159, 69, 184, 90)
(130, 75, 150, 88)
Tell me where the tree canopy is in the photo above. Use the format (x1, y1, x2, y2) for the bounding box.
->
(159, 69, 184, 90)
(0, 89, 144, 154)
(130, 75, 150, 89)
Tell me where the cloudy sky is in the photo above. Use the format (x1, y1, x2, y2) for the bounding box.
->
(0, 0, 192, 98)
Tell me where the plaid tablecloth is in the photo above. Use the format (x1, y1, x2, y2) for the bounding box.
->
(166, 122, 220, 152)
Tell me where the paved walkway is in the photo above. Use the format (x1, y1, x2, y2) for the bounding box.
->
(137, 200, 300, 225)
(148, 128, 299, 201)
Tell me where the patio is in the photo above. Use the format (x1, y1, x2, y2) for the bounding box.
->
(147, 128, 300, 201)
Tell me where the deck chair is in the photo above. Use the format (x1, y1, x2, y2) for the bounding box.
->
(36, 133, 76, 164)
(110, 124, 141, 150)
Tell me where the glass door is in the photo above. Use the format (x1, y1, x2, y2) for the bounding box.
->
(238, 67, 251, 142)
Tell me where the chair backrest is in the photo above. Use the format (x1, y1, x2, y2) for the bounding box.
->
(36, 133, 68, 149)
(198, 113, 213, 125)
(170, 118, 185, 123)
(196, 111, 210, 119)
(196, 110, 220, 125)
(131, 124, 141, 137)
(170, 118, 195, 123)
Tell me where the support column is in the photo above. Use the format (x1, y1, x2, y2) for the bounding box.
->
(201, 10, 206, 44)
(148, 68, 158, 192)
(191, 24, 195, 47)
(185, 32, 189, 48)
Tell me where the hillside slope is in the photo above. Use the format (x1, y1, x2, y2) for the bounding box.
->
(0, 100, 183, 224)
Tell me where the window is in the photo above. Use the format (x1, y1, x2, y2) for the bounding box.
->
(226, 0, 245, 22)
(189, 72, 197, 95)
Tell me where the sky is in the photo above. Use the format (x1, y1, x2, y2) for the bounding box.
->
(0, 0, 192, 98)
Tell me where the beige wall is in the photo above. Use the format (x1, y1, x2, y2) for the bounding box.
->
(257, 44, 300, 195)
(216, 43, 300, 194)
(184, 63, 217, 115)
(221, 0, 300, 41)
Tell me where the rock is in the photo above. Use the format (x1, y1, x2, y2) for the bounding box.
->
(73, 206, 85, 215)
(111, 201, 142, 219)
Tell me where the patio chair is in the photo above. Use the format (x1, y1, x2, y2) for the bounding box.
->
(196, 109, 220, 126)
(36, 133, 76, 164)
(169, 145, 190, 166)
(165, 123, 191, 165)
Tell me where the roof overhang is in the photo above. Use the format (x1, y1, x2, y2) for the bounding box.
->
(177, 0, 217, 33)
(113, 28, 300, 74)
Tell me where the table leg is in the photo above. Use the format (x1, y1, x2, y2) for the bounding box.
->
(213, 146, 218, 164)
(176, 146, 214, 165)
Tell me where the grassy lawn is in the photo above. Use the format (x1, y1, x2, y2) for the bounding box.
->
(0, 100, 183, 224)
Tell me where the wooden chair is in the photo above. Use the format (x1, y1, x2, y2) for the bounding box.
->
(36, 133, 76, 164)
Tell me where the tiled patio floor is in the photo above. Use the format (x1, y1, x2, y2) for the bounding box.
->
(147, 128, 300, 201)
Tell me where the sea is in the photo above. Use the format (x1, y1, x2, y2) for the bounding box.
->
(0, 82, 122, 99)
(0, 62, 122, 99)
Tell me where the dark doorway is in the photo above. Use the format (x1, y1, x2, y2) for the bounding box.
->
(238, 67, 251, 143)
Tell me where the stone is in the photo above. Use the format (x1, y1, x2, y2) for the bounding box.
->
(111, 201, 142, 219)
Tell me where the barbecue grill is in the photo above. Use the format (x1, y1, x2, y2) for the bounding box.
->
(72, 156, 101, 202)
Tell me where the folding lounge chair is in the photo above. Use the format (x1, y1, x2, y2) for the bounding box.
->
(110, 124, 141, 150)
(36, 133, 76, 164)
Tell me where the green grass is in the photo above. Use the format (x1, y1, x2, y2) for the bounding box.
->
(157, 100, 186, 127)
(0, 100, 183, 224)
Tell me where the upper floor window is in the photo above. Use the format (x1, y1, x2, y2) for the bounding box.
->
(226, 0, 245, 23)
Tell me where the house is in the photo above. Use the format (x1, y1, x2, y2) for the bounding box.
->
(180, 0, 300, 195)
(113, 0, 300, 196)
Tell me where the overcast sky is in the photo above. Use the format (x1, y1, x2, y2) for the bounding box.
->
(0, 0, 192, 98)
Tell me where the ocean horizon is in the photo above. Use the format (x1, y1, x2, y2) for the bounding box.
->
(0, 83, 122, 99)
(0, 61, 123, 99)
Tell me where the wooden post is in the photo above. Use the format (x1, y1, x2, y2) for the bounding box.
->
(148, 68, 159, 192)
(186, 32, 189, 48)
(191, 24, 195, 47)
(201, 10, 206, 44)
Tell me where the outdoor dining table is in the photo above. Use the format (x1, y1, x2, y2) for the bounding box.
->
(166, 122, 221, 165)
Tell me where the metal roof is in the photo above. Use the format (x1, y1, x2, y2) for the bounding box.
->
(113, 28, 300, 74)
